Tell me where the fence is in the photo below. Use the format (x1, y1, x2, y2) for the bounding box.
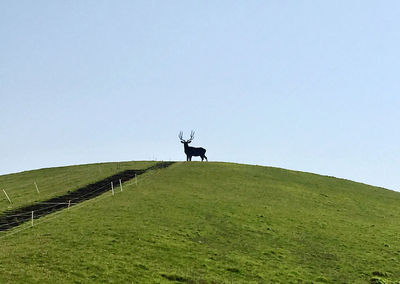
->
(0, 162, 173, 239)
(0, 176, 139, 239)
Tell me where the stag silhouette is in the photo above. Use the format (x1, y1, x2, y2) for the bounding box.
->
(179, 131, 208, 161)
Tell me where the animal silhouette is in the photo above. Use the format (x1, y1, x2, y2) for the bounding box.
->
(179, 131, 208, 161)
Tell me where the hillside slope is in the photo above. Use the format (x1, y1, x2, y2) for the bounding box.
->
(0, 161, 156, 215)
(1, 162, 399, 283)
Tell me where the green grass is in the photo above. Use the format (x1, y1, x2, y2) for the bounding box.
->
(0, 161, 156, 214)
(1, 162, 400, 283)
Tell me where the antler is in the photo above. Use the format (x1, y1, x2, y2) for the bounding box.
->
(178, 131, 184, 141)
(188, 130, 195, 142)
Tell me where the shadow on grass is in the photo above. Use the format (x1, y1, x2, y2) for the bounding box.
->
(0, 162, 174, 231)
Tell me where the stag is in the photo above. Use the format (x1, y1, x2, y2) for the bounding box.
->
(179, 131, 208, 161)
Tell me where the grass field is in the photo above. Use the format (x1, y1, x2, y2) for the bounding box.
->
(1, 162, 399, 283)
(0, 161, 155, 215)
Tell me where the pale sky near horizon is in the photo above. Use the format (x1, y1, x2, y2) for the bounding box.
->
(1, 1, 399, 191)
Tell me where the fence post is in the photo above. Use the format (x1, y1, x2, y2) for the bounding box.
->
(111, 182, 114, 196)
(135, 174, 137, 186)
(34, 181, 40, 194)
(68, 200, 71, 210)
(31, 211, 34, 227)
(119, 179, 123, 192)
(2, 189, 12, 203)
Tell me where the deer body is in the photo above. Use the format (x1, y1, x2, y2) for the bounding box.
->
(179, 131, 208, 161)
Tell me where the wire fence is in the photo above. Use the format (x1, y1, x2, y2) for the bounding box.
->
(0, 173, 139, 210)
(0, 175, 139, 239)
(0, 163, 149, 211)
(0, 161, 173, 239)
(0, 191, 118, 240)
(0, 178, 106, 209)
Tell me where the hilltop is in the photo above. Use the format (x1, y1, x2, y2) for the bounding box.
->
(1, 162, 399, 283)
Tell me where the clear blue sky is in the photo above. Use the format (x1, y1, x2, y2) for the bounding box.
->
(1, 1, 399, 190)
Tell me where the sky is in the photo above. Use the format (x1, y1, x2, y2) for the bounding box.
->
(1, 1, 399, 191)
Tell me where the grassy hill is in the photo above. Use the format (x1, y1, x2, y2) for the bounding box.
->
(0, 161, 156, 215)
(1, 162, 399, 283)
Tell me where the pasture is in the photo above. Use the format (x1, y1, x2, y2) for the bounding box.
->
(1, 162, 399, 283)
